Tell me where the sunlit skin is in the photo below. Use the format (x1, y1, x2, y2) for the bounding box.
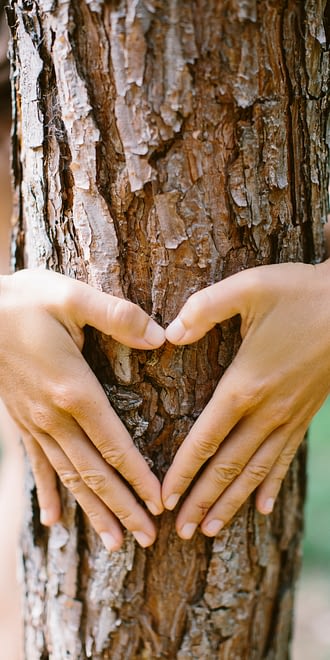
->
(0, 269, 165, 551)
(1, 223, 329, 549)
(163, 257, 330, 540)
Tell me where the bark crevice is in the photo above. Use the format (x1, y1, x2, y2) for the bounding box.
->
(11, 1, 328, 658)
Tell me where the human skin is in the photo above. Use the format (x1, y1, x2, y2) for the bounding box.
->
(0, 268, 165, 550)
(1, 237, 330, 550)
(163, 257, 330, 540)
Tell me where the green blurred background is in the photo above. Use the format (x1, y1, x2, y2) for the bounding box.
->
(293, 397, 330, 660)
(304, 396, 330, 569)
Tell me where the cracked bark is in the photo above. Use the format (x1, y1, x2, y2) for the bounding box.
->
(8, 0, 329, 658)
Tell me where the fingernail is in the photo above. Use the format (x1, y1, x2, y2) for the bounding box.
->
(164, 493, 180, 510)
(144, 320, 166, 347)
(100, 532, 121, 552)
(263, 498, 275, 514)
(166, 318, 186, 343)
(40, 509, 56, 526)
(146, 500, 163, 516)
(180, 522, 197, 539)
(132, 531, 153, 548)
(203, 519, 224, 536)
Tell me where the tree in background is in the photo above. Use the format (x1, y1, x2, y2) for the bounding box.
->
(8, 1, 328, 658)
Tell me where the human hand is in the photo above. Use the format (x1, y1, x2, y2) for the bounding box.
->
(0, 269, 165, 550)
(162, 261, 330, 539)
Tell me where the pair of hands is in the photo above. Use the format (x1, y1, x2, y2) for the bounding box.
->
(1, 262, 330, 551)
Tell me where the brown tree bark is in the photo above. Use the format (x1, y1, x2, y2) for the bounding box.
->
(8, 1, 329, 658)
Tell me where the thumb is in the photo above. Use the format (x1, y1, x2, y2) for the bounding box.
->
(70, 280, 165, 349)
(165, 270, 253, 345)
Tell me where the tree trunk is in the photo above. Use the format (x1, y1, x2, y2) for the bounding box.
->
(8, 1, 328, 658)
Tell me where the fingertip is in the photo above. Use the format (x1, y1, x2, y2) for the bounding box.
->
(165, 318, 186, 344)
(257, 496, 275, 515)
(145, 499, 164, 516)
(163, 492, 180, 511)
(40, 504, 61, 526)
(132, 530, 156, 548)
(100, 531, 123, 552)
(177, 522, 197, 540)
(144, 319, 166, 348)
(201, 518, 224, 537)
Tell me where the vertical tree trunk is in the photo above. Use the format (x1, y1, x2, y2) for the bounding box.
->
(8, 1, 328, 658)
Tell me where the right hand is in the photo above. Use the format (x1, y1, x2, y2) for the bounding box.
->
(0, 269, 165, 550)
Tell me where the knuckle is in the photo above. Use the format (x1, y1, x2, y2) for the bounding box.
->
(277, 449, 296, 470)
(103, 449, 126, 472)
(269, 475, 284, 488)
(192, 435, 219, 462)
(212, 462, 242, 485)
(220, 496, 242, 521)
(80, 469, 107, 494)
(195, 500, 212, 516)
(113, 507, 136, 529)
(32, 406, 57, 433)
(166, 469, 194, 493)
(176, 471, 195, 487)
(184, 292, 200, 320)
(110, 298, 139, 334)
(283, 448, 297, 463)
(245, 463, 269, 483)
(269, 399, 292, 424)
(127, 473, 147, 494)
(102, 444, 134, 472)
(183, 289, 211, 324)
(51, 383, 82, 414)
(236, 383, 263, 410)
(117, 510, 133, 526)
(60, 470, 81, 493)
(222, 384, 256, 416)
(82, 507, 103, 527)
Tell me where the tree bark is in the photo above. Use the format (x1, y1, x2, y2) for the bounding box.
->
(8, 1, 329, 658)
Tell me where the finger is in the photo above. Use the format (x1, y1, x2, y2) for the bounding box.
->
(165, 269, 256, 345)
(58, 369, 163, 516)
(199, 426, 302, 537)
(173, 417, 284, 538)
(255, 428, 306, 515)
(67, 278, 165, 349)
(34, 434, 126, 550)
(35, 427, 157, 548)
(162, 374, 262, 511)
(22, 433, 61, 526)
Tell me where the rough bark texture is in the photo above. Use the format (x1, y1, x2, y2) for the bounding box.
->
(8, 1, 329, 658)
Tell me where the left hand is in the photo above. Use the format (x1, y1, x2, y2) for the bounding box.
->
(162, 261, 330, 539)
